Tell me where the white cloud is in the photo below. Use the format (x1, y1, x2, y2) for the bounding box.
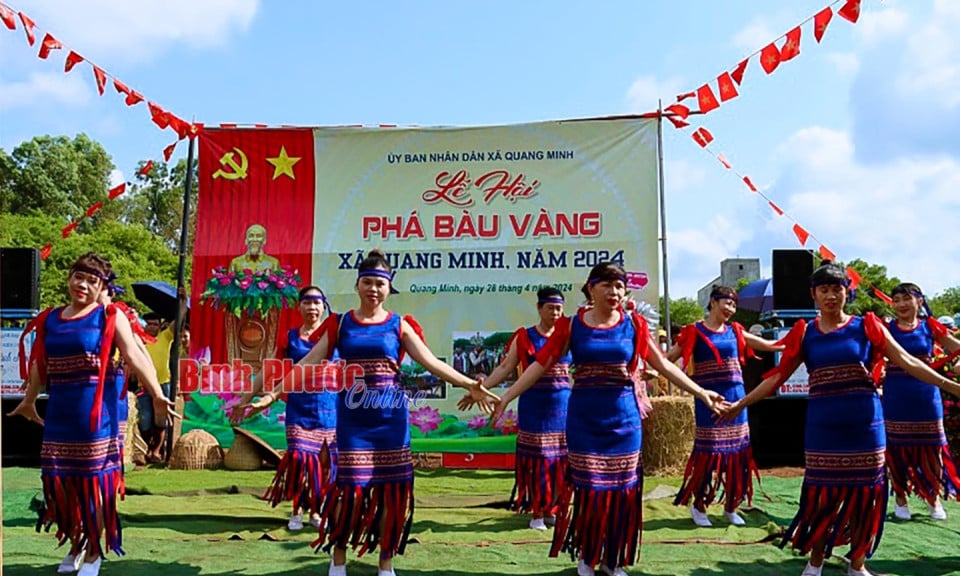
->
(732, 17, 777, 53)
(8, 0, 259, 62)
(855, 7, 909, 46)
(669, 214, 754, 297)
(826, 52, 860, 75)
(664, 158, 706, 193)
(769, 125, 960, 295)
(625, 75, 685, 113)
(0, 71, 91, 108)
(109, 169, 126, 187)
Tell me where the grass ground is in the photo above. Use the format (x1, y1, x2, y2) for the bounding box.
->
(4, 467, 960, 575)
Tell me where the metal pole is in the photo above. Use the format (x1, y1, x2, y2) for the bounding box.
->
(166, 135, 196, 458)
(657, 100, 673, 395)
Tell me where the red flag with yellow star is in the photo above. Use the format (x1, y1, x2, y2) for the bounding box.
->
(780, 27, 801, 61)
(717, 72, 739, 102)
(191, 129, 316, 364)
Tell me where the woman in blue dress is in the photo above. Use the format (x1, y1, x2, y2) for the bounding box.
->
(491, 262, 726, 576)
(236, 285, 338, 530)
(10, 252, 175, 576)
(265, 250, 496, 576)
(666, 285, 783, 527)
(884, 282, 960, 521)
(722, 262, 960, 576)
(461, 286, 572, 531)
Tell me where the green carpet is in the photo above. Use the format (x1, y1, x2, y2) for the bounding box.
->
(3, 467, 960, 575)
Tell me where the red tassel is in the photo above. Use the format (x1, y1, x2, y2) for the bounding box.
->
(90, 305, 118, 432)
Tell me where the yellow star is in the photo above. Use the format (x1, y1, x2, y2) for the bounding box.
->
(266, 146, 301, 180)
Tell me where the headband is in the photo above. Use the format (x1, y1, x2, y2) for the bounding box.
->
(710, 288, 737, 302)
(358, 268, 400, 294)
(588, 274, 627, 286)
(538, 295, 565, 304)
(810, 277, 851, 288)
(893, 287, 934, 317)
(70, 265, 110, 282)
(299, 293, 327, 303)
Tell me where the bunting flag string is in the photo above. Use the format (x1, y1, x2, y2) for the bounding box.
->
(675, 0, 863, 117)
(0, 1, 200, 141)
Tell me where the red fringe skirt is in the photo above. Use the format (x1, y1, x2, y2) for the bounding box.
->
(674, 439, 760, 512)
(264, 427, 336, 515)
(313, 481, 414, 560)
(511, 444, 567, 516)
(40, 471, 124, 558)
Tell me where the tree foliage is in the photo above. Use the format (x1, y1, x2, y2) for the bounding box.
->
(659, 296, 704, 329)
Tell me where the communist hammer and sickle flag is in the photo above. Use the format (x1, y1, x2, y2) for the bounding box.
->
(212, 147, 249, 180)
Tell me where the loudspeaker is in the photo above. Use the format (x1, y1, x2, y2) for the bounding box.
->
(772, 249, 815, 310)
(1, 247, 41, 310)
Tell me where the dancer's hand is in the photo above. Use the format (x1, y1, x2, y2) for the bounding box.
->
(152, 395, 180, 427)
(7, 399, 43, 425)
(228, 403, 249, 425)
(239, 394, 276, 419)
(715, 399, 745, 424)
(465, 380, 498, 414)
(698, 390, 727, 414)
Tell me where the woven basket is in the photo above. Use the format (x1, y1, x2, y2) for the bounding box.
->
(642, 395, 695, 476)
(224, 433, 264, 471)
(169, 429, 224, 470)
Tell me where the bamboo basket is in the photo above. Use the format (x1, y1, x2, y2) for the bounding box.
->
(224, 433, 264, 471)
(169, 429, 224, 470)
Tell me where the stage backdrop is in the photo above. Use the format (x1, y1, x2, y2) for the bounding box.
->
(187, 117, 659, 452)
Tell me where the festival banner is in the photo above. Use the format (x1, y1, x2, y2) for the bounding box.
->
(187, 118, 660, 452)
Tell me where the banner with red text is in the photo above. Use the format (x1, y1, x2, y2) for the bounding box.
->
(188, 118, 659, 452)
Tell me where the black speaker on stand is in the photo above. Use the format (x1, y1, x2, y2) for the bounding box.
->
(1, 247, 41, 311)
(772, 249, 815, 310)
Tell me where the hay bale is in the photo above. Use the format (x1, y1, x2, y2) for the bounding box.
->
(224, 433, 263, 471)
(642, 395, 695, 476)
(169, 429, 223, 470)
(126, 391, 148, 465)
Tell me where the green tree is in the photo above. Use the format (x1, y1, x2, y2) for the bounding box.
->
(930, 287, 960, 317)
(840, 258, 900, 317)
(659, 296, 704, 329)
(0, 213, 180, 310)
(0, 134, 115, 219)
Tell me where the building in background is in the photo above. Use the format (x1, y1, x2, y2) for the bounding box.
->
(697, 258, 761, 309)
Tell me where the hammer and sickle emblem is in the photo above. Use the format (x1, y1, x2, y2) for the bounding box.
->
(212, 148, 249, 180)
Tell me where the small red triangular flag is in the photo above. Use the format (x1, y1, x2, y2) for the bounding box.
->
(873, 287, 893, 306)
(717, 72, 739, 102)
(665, 103, 690, 119)
(814, 7, 833, 43)
(37, 33, 62, 59)
(717, 154, 732, 169)
(85, 202, 103, 218)
(780, 27, 801, 61)
(64, 51, 84, 73)
(697, 84, 720, 114)
(39, 243, 52, 260)
(676, 91, 696, 102)
(61, 221, 78, 238)
(819, 245, 836, 261)
(792, 224, 809, 245)
(0, 4, 15, 30)
(667, 116, 690, 129)
(692, 128, 714, 148)
(138, 160, 154, 176)
(114, 79, 131, 96)
(148, 102, 171, 130)
(163, 141, 178, 162)
(125, 90, 144, 107)
(838, 0, 861, 24)
(18, 12, 35, 46)
(108, 183, 126, 199)
(93, 66, 107, 95)
(768, 201, 784, 216)
(760, 43, 781, 74)
(846, 267, 862, 290)
(731, 59, 748, 85)
(743, 176, 758, 192)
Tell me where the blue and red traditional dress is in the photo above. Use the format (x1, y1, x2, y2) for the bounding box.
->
(673, 321, 760, 513)
(883, 317, 960, 504)
(509, 326, 572, 517)
(21, 305, 124, 558)
(537, 309, 651, 572)
(313, 311, 424, 560)
(771, 313, 888, 561)
(264, 327, 338, 517)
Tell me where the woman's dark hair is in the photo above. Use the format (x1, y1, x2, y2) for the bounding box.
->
(359, 249, 392, 274)
(707, 284, 737, 310)
(580, 262, 627, 302)
(809, 260, 849, 287)
(536, 286, 564, 307)
(891, 282, 932, 317)
(69, 252, 113, 286)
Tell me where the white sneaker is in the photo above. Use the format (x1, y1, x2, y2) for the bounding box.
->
(377, 571, 396, 576)
(929, 501, 947, 520)
(690, 506, 712, 527)
(310, 515, 323, 528)
(57, 552, 83, 574)
(544, 514, 557, 526)
(800, 561, 823, 576)
(724, 511, 746, 526)
(77, 558, 102, 576)
(328, 560, 347, 576)
(529, 517, 548, 531)
(577, 560, 596, 576)
(600, 566, 629, 576)
(893, 503, 911, 520)
(288, 513, 304, 530)
(847, 566, 874, 576)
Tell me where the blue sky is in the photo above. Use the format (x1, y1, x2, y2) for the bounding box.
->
(1, 0, 957, 299)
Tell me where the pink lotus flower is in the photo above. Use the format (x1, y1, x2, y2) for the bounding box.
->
(256, 281, 269, 290)
(275, 279, 287, 289)
(242, 268, 253, 276)
(493, 408, 519, 435)
(218, 277, 231, 286)
(268, 274, 279, 283)
(238, 278, 252, 290)
(227, 271, 237, 279)
(467, 414, 488, 430)
(410, 406, 444, 434)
